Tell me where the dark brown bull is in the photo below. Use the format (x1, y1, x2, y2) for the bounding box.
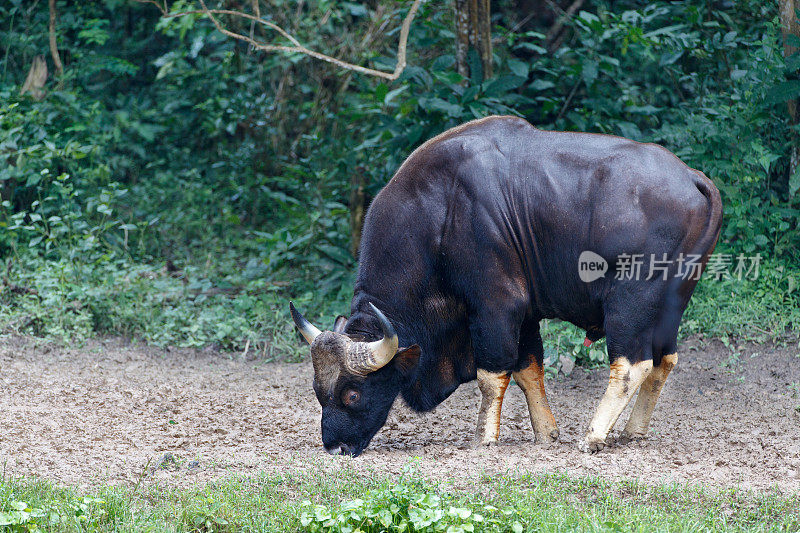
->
(291, 115, 722, 456)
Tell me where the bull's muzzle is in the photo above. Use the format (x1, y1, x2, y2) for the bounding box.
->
(324, 443, 356, 456)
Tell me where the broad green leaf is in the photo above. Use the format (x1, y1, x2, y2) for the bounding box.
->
(432, 55, 455, 71)
(484, 75, 526, 97)
(384, 85, 409, 106)
(582, 59, 599, 85)
(764, 81, 800, 105)
(419, 97, 463, 117)
(508, 59, 529, 78)
(514, 42, 546, 54)
(530, 79, 555, 91)
(467, 49, 483, 84)
(786, 51, 800, 73)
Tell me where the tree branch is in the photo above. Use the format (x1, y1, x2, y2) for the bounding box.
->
(136, 0, 422, 81)
(546, 0, 585, 52)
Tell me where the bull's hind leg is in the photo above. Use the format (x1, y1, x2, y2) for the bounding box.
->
(579, 357, 653, 453)
(475, 370, 510, 445)
(513, 321, 558, 444)
(619, 352, 677, 443)
(513, 362, 559, 444)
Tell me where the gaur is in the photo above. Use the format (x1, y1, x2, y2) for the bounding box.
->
(290, 115, 722, 456)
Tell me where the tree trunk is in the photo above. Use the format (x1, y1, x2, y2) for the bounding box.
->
(453, 0, 492, 80)
(476, 0, 492, 78)
(20, 55, 47, 100)
(349, 167, 366, 258)
(48, 0, 63, 77)
(780, 0, 799, 176)
(454, 0, 470, 79)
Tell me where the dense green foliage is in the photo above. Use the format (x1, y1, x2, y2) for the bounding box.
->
(1, 0, 799, 358)
(1, 467, 798, 531)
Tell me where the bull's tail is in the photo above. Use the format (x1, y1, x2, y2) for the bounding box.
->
(690, 170, 723, 268)
(672, 169, 722, 306)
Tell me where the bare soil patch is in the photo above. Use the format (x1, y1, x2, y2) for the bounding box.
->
(1, 336, 798, 492)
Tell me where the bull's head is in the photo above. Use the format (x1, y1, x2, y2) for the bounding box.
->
(289, 302, 419, 457)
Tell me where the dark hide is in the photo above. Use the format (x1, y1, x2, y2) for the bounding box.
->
(327, 116, 722, 454)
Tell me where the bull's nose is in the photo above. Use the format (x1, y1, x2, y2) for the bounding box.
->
(324, 443, 353, 456)
(324, 444, 342, 455)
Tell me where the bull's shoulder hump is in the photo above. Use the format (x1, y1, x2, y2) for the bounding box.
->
(418, 115, 533, 152)
(392, 115, 533, 176)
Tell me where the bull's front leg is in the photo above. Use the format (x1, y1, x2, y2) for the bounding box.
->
(579, 357, 653, 453)
(475, 369, 510, 445)
(512, 362, 559, 444)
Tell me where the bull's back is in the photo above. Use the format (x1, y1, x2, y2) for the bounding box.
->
(414, 118, 716, 274)
(359, 116, 721, 357)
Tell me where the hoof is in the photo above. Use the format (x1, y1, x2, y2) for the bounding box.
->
(578, 438, 607, 454)
(535, 428, 560, 445)
(473, 438, 498, 448)
(617, 431, 646, 445)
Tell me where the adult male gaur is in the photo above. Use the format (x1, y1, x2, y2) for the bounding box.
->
(290, 115, 722, 456)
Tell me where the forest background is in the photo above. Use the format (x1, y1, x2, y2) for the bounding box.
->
(1, 0, 799, 367)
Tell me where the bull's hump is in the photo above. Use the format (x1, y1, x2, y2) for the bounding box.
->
(390, 116, 532, 180)
(417, 115, 532, 153)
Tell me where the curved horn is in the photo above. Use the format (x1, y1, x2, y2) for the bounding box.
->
(348, 303, 399, 373)
(289, 302, 322, 345)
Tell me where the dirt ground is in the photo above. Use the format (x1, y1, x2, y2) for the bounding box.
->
(1, 336, 799, 493)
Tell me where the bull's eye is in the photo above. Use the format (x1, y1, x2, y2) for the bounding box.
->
(342, 389, 360, 407)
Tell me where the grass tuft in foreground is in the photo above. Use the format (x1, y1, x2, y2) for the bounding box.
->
(1, 464, 798, 532)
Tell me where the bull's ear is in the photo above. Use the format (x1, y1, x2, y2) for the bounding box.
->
(332, 315, 348, 334)
(393, 345, 421, 377)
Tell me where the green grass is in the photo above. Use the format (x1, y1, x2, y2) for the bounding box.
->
(680, 258, 800, 344)
(1, 465, 798, 532)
